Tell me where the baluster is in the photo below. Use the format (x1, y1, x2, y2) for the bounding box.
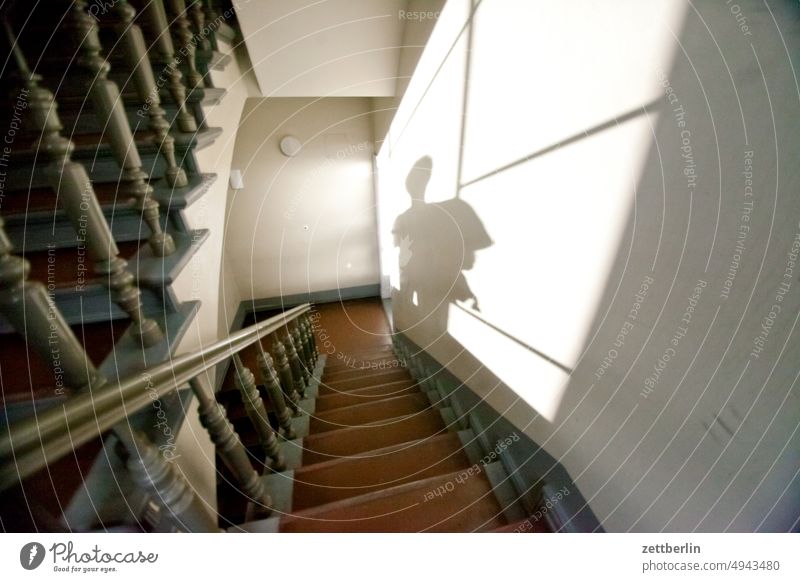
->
(202, 0, 220, 51)
(6, 20, 164, 347)
(282, 329, 308, 398)
(69, 1, 176, 258)
(188, 0, 210, 51)
(231, 354, 286, 471)
(256, 349, 297, 439)
(167, 0, 203, 89)
(113, 1, 188, 188)
(0, 217, 104, 392)
(291, 324, 311, 383)
(189, 376, 275, 510)
(299, 318, 314, 369)
(304, 313, 319, 363)
(139, 0, 197, 133)
(118, 429, 217, 532)
(271, 341, 302, 413)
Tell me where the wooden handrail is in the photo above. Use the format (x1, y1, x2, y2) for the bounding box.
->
(0, 303, 311, 491)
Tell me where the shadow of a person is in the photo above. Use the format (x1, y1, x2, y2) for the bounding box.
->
(392, 156, 492, 335)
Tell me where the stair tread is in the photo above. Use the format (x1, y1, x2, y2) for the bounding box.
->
(292, 433, 471, 511)
(310, 392, 430, 434)
(314, 381, 420, 412)
(319, 368, 412, 393)
(322, 360, 409, 381)
(279, 467, 507, 533)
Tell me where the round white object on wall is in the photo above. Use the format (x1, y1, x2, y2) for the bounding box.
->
(279, 135, 302, 157)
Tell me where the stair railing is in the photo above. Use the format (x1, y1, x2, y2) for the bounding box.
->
(4, 18, 165, 347)
(111, 0, 190, 188)
(0, 302, 314, 530)
(137, 0, 198, 133)
(67, 0, 177, 258)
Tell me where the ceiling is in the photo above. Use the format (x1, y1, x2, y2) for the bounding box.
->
(235, 0, 408, 97)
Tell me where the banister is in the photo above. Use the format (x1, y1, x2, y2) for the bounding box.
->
(0, 303, 311, 491)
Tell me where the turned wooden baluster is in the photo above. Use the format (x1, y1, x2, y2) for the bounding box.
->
(291, 324, 311, 383)
(282, 328, 308, 398)
(271, 340, 302, 413)
(118, 429, 217, 532)
(167, 0, 203, 89)
(304, 313, 319, 363)
(113, 0, 188, 188)
(68, 1, 176, 258)
(188, 0, 210, 51)
(139, 0, 197, 133)
(0, 217, 104, 392)
(6, 21, 163, 347)
(189, 375, 276, 509)
(231, 354, 286, 471)
(298, 318, 315, 370)
(257, 349, 297, 439)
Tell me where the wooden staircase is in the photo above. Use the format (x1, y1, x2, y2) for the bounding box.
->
(217, 336, 548, 533)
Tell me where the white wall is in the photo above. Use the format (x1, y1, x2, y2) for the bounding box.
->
(376, 0, 800, 532)
(235, 0, 405, 97)
(371, 0, 447, 150)
(225, 97, 380, 301)
(168, 39, 259, 514)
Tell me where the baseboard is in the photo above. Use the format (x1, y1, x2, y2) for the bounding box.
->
(392, 330, 604, 533)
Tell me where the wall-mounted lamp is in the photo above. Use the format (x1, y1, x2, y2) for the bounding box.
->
(279, 135, 302, 157)
(229, 169, 244, 190)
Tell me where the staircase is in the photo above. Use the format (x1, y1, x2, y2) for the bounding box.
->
(215, 306, 550, 533)
(0, 0, 251, 532)
(0, 1, 554, 534)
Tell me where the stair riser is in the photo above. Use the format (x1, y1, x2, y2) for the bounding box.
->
(310, 395, 430, 434)
(314, 384, 419, 412)
(302, 412, 447, 465)
(4, 207, 171, 253)
(320, 370, 411, 394)
(322, 360, 409, 381)
(292, 438, 470, 510)
(280, 471, 506, 533)
(5, 150, 195, 191)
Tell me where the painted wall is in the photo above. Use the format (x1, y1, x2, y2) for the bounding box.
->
(375, 0, 800, 532)
(235, 0, 406, 97)
(225, 97, 380, 301)
(371, 0, 447, 151)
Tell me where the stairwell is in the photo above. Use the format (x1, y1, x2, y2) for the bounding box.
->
(0, 2, 554, 534)
(217, 300, 550, 533)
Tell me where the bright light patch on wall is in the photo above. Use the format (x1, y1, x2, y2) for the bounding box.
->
(448, 304, 569, 422)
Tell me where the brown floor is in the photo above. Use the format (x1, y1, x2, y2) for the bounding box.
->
(308, 297, 392, 356)
(247, 297, 393, 359)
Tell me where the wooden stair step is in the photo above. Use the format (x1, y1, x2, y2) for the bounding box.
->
(0, 319, 129, 397)
(292, 433, 470, 511)
(314, 380, 420, 412)
(489, 517, 552, 533)
(322, 359, 408, 382)
(319, 368, 412, 394)
(302, 409, 447, 465)
(0, 432, 109, 532)
(22, 240, 141, 289)
(322, 349, 397, 372)
(279, 468, 508, 532)
(309, 393, 430, 434)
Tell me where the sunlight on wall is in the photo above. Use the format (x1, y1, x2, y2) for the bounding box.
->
(448, 304, 569, 421)
(376, 0, 684, 420)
